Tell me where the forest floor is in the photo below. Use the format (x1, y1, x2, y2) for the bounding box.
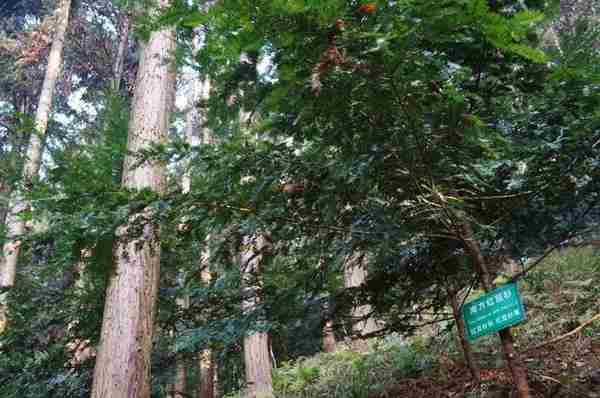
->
(376, 248, 600, 397)
(263, 247, 600, 398)
(380, 335, 600, 397)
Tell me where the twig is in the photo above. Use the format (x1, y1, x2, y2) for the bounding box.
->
(507, 244, 562, 284)
(523, 312, 600, 352)
(539, 375, 562, 385)
(509, 196, 600, 283)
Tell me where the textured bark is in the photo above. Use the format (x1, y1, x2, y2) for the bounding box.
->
(0, 0, 72, 333)
(461, 222, 531, 398)
(199, 78, 214, 145)
(170, 292, 189, 397)
(0, 182, 9, 331)
(0, 182, 8, 229)
(343, 252, 381, 338)
(241, 235, 273, 398)
(90, 1, 176, 396)
(111, 13, 130, 92)
(173, 358, 187, 398)
(322, 319, 337, 353)
(197, 264, 216, 398)
(23, 0, 71, 180)
(179, 51, 217, 398)
(198, 340, 215, 398)
(243, 332, 273, 398)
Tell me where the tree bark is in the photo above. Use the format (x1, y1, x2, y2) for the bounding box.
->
(173, 357, 187, 398)
(111, 13, 130, 92)
(344, 252, 381, 339)
(0, 181, 9, 229)
(179, 38, 216, 396)
(322, 319, 337, 353)
(198, 263, 215, 398)
(197, 240, 215, 398)
(0, 0, 72, 333)
(90, 0, 176, 395)
(0, 181, 10, 315)
(170, 290, 189, 398)
(198, 348, 215, 398)
(448, 287, 480, 383)
(240, 235, 274, 398)
(461, 222, 531, 398)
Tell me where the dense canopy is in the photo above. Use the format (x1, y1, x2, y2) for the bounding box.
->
(0, 1, 599, 397)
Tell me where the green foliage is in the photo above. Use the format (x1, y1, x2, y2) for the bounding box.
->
(223, 336, 433, 398)
(524, 246, 600, 337)
(264, 336, 433, 398)
(2, 0, 600, 395)
(0, 92, 131, 397)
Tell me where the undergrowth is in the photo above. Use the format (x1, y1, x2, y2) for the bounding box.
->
(225, 335, 435, 398)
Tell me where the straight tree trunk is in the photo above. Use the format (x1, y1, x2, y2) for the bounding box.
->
(322, 319, 337, 353)
(460, 222, 531, 398)
(0, 0, 72, 333)
(344, 252, 381, 338)
(111, 13, 130, 92)
(0, 182, 10, 297)
(197, 78, 217, 398)
(0, 182, 9, 228)
(90, 1, 176, 395)
(197, 267, 215, 398)
(198, 346, 215, 398)
(173, 356, 187, 398)
(179, 33, 216, 396)
(240, 235, 274, 398)
(170, 288, 189, 398)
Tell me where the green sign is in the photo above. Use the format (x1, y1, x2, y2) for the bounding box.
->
(463, 283, 526, 342)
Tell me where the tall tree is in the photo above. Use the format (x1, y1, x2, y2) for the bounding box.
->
(240, 234, 274, 398)
(195, 78, 217, 398)
(0, 0, 72, 332)
(90, 0, 176, 395)
(111, 13, 130, 93)
(343, 252, 380, 339)
(198, 250, 215, 398)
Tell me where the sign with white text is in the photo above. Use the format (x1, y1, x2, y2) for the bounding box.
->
(463, 283, 526, 342)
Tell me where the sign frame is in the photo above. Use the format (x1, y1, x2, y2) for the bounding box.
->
(462, 283, 526, 342)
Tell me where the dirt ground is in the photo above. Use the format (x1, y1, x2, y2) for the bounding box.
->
(375, 336, 600, 397)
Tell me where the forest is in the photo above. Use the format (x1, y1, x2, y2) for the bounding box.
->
(0, 0, 599, 397)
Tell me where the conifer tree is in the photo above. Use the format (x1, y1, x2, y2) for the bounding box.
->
(91, 0, 176, 395)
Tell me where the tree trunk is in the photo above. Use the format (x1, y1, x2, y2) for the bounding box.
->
(173, 357, 187, 398)
(344, 252, 381, 338)
(0, 181, 10, 316)
(111, 13, 130, 92)
(198, 349, 215, 398)
(171, 292, 189, 398)
(198, 281, 215, 398)
(322, 319, 337, 353)
(0, 181, 9, 229)
(90, 1, 176, 395)
(179, 39, 216, 396)
(448, 287, 480, 383)
(461, 222, 531, 398)
(0, 0, 72, 333)
(197, 245, 215, 398)
(240, 235, 274, 398)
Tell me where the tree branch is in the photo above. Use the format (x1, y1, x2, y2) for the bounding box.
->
(522, 312, 600, 353)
